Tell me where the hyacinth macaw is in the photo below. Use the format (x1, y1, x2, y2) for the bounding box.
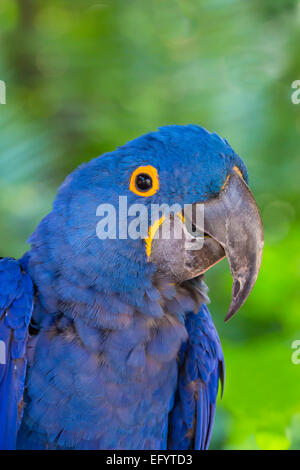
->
(0, 125, 264, 450)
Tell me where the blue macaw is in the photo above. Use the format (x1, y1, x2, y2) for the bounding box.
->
(0, 125, 263, 450)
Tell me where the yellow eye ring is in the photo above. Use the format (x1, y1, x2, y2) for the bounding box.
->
(129, 165, 159, 197)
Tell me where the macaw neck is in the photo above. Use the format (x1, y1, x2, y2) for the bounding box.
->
(21, 246, 208, 334)
(29, 273, 208, 391)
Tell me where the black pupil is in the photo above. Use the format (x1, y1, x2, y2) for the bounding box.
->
(135, 173, 153, 191)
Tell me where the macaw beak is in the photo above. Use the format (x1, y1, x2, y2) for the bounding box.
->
(198, 172, 264, 321)
(149, 172, 264, 321)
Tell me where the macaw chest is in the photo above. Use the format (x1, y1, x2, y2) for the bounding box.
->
(19, 317, 184, 449)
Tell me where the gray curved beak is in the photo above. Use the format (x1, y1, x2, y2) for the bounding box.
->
(201, 173, 264, 321)
(149, 171, 264, 321)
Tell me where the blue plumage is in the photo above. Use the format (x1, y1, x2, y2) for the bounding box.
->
(168, 304, 224, 450)
(0, 125, 249, 449)
(0, 258, 33, 449)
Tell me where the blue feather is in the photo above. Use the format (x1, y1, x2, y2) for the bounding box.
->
(168, 303, 225, 450)
(0, 258, 34, 449)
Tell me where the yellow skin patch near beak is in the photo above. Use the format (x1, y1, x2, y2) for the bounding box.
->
(233, 165, 244, 179)
(145, 215, 166, 258)
(221, 174, 230, 191)
(176, 212, 185, 224)
(222, 166, 244, 191)
(145, 212, 185, 258)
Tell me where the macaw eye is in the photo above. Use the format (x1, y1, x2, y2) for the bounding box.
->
(129, 165, 159, 197)
(135, 173, 152, 191)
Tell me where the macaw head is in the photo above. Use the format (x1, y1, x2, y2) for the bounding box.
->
(29, 125, 263, 322)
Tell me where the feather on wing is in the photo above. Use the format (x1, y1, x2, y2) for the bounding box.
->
(168, 303, 224, 450)
(0, 258, 33, 449)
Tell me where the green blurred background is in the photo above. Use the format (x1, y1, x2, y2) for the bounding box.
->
(1, 0, 300, 450)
